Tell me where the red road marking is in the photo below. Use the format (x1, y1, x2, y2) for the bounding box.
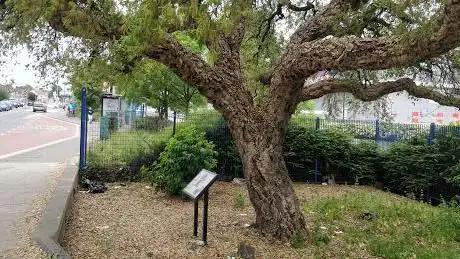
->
(0, 116, 78, 156)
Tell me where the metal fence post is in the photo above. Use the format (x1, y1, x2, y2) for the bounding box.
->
(140, 104, 145, 118)
(132, 103, 137, 121)
(172, 111, 177, 136)
(314, 117, 320, 183)
(79, 87, 88, 171)
(428, 122, 436, 145)
(84, 102, 89, 158)
(375, 120, 380, 144)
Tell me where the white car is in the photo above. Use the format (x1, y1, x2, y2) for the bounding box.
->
(33, 102, 47, 112)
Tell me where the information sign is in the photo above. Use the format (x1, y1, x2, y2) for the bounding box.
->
(183, 169, 217, 200)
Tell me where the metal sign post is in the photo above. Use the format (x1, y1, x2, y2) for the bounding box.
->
(79, 87, 87, 171)
(100, 94, 121, 140)
(183, 169, 217, 245)
(202, 190, 209, 243)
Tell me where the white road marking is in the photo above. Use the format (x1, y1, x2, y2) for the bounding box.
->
(45, 116, 80, 135)
(0, 134, 80, 160)
(0, 117, 80, 160)
(45, 115, 80, 126)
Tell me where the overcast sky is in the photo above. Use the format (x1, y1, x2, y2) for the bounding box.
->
(0, 46, 71, 94)
(0, 47, 38, 86)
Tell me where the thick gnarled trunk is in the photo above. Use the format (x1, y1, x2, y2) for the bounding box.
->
(229, 117, 307, 240)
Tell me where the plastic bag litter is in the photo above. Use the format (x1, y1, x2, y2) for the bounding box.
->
(84, 179, 108, 193)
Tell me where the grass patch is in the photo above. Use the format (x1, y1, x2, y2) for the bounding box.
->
(305, 189, 460, 258)
(290, 232, 306, 249)
(87, 111, 222, 170)
(87, 129, 171, 169)
(234, 192, 245, 210)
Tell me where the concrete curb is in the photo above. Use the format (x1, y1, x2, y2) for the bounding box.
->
(33, 159, 79, 258)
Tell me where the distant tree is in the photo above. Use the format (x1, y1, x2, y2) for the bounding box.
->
(294, 100, 316, 116)
(0, 88, 8, 101)
(49, 84, 62, 100)
(118, 60, 206, 118)
(27, 92, 37, 102)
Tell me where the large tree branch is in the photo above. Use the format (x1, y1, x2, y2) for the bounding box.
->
(261, 0, 367, 121)
(45, 1, 252, 112)
(252, 1, 315, 62)
(288, 0, 365, 45)
(256, 1, 315, 39)
(256, 0, 406, 85)
(256, 0, 380, 85)
(300, 78, 460, 108)
(214, 17, 247, 77)
(277, 0, 460, 86)
(48, 0, 123, 41)
(265, 0, 460, 124)
(47, 0, 200, 41)
(144, 35, 221, 99)
(144, 35, 253, 117)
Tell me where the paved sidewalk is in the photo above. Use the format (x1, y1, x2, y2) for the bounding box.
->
(0, 110, 81, 258)
(0, 163, 62, 257)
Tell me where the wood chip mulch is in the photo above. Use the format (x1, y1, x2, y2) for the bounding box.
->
(62, 182, 360, 258)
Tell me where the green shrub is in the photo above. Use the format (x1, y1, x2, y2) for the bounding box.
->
(290, 232, 307, 249)
(128, 140, 167, 177)
(134, 116, 166, 131)
(348, 142, 379, 185)
(334, 123, 375, 140)
(175, 110, 221, 133)
(285, 126, 355, 183)
(204, 117, 242, 180)
(284, 125, 316, 181)
(381, 142, 446, 200)
(433, 135, 460, 200)
(315, 129, 354, 184)
(289, 116, 316, 130)
(175, 112, 243, 180)
(313, 222, 331, 247)
(0, 88, 8, 101)
(152, 126, 217, 195)
(437, 125, 460, 137)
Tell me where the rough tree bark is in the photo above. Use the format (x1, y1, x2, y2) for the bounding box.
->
(226, 110, 307, 238)
(8, 0, 460, 242)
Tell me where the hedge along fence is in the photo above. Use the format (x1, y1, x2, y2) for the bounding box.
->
(85, 111, 226, 179)
(85, 111, 460, 202)
(284, 125, 380, 184)
(381, 136, 460, 204)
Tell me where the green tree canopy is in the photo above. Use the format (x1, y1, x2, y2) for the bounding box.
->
(0, 88, 8, 101)
(2, 0, 460, 241)
(27, 92, 36, 102)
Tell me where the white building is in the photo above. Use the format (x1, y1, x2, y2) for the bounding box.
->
(315, 91, 460, 124)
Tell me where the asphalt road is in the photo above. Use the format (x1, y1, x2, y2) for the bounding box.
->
(0, 107, 38, 135)
(0, 107, 81, 256)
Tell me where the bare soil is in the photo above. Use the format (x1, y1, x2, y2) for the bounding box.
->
(63, 182, 363, 258)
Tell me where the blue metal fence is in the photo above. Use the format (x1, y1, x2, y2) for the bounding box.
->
(78, 84, 460, 179)
(292, 117, 457, 147)
(290, 115, 460, 183)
